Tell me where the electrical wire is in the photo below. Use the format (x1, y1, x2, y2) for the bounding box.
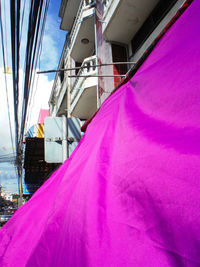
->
(5, 0, 51, 199)
(3, 0, 9, 68)
(2, 0, 19, 182)
(20, 0, 46, 142)
(0, 153, 17, 164)
(0, 2, 15, 157)
(19, 0, 27, 44)
(25, 0, 50, 133)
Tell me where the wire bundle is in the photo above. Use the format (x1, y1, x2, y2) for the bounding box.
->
(0, 0, 50, 195)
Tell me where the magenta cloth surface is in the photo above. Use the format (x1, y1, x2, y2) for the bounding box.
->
(1, 1, 200, 266)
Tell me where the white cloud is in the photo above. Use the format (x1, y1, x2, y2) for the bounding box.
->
(0, 0, 65, 76)
(0, 0, 65, 194)
(0, 0, 65, 134)
(0, 68, 53, 147)
(40, 13, 66, 71)
(40, 33, 59, 70)
(26, 71, 53, 129)
(0, 68, 17, 194)
(0, 69, 15, 149)
(0, 68, 53, 194)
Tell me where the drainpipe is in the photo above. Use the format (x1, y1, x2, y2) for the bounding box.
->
(93, 3, 100, 108)
(62, 115, 68, 162)
(18, 162, 23, 207)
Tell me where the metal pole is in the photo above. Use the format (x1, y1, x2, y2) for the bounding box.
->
(18, 165, 23, 207)
(67, 117, 69, 159)
(66, 85, 69, 159)
(37, 62, 136, 74)
(17, 147, 23, 207)
(94, 6, 99, 108)
(68, 75, 126, 78)
(62, 115, 68, 162)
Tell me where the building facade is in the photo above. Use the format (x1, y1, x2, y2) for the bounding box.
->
(49, 0, 186, 127)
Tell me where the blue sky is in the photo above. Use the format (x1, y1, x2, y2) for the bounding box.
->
(40, 0, 66, 80)
(0, 0, 66, 195)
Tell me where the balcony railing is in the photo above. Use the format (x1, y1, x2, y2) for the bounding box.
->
(102, 0, 113, 14)
(69, 0, 95, 50)
(57, 76, 68, 107)
(50, 34, 69, 109)
(50, 75, 68, 116)
(59, 0, 68, 18)
(103, 0, 112, 7)
(70, 55, 97, 106)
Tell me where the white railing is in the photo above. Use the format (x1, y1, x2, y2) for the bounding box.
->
(70, 55, 97, 105)
(85, 0, 94, 5)
(50, 75, 68, 116)
(69, 0, 84, 49)
(57, 75, 67, 103)
(102, 0, 112, 9)
(59, 0, 67, 18)
(69, 0, 95, 50)
(49, 34, 69, 109)
(102, 0, 112, 7)
(102, 0, 114, 19)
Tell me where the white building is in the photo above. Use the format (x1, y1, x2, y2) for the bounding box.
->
(49, 0, 186, 124)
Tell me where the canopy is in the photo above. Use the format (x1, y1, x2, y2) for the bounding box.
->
(1, 0, 200, 266)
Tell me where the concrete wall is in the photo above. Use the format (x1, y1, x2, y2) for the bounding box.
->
(96, 0, 114, 105)
(129, 0, 186, 63)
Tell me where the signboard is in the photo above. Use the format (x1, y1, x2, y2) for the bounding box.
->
(44, 117, 82, 163)
(44, 117, 63, 163)
(24, 183, 40, 195)
(68, 118, 82, 156)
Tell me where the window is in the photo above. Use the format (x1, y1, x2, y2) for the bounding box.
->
(131, 0, 178, 55)
(60, 61, 64, 83)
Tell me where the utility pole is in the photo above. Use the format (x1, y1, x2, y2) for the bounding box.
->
(62, 115, 68, 163)
(18, 165, 23, 206)
(17, 145, 23, 207)
(94, 6, 99, 108)
(62, 72, 69, 162)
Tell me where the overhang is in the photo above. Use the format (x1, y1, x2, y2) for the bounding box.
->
(103, 0, 159, 44)
(70, 9, 95, 62)
(59, 0, 81, 31)
(71, 85, 97, 120)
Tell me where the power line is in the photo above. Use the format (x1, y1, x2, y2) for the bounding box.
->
(3, 0, 9, 67)
(0, 0, 51, 204)
(20, 0, 27, 44)
(37, 62, 137, 74)
(2, 0, 19, 185)
(0, 2, 15, 156)
(25, 0, 50, 134)
(10, 0, 21, 154)
(20, 0, 50, 143)
(10, 0, 23, 205)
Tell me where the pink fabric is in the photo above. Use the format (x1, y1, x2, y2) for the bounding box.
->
(37, 109, 49, 124)
(1, 1, 200, 266)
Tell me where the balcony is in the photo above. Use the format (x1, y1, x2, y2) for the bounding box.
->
(50, 75, 68, 117)
(102, 0, 159, 44)
(59, 0, 81, 31)
(70, 55, 98, 120)
(69, 0, 95, 62)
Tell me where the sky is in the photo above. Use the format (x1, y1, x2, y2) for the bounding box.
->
(0, 0, 66, 195)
